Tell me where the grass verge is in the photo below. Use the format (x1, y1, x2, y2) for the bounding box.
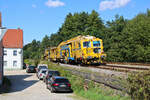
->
(41, 61, 131, 100)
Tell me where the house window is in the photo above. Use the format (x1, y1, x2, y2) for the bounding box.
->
(4, 50, 7, 56)
(4, 61, 7, 67)
(78, 43, 81, 49)
(13, 50, 17, 56)
(13, 61, 17, 67)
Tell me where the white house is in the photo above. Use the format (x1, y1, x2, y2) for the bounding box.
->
(2, 29, 23, 70)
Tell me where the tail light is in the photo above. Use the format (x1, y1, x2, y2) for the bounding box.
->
(48, 81, 51, 84)
(52, 83, 59, 86)
(40, 74, 42, 76)
(67, 83, 71, 87)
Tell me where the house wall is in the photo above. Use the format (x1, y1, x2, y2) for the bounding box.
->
(4, 48, 23, 70)
(0, 28, 7, 85)
(0, 41, 3, 85)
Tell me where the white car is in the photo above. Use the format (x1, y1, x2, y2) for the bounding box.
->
(36, 64, 48, 77)
(38, 69, 47, 80)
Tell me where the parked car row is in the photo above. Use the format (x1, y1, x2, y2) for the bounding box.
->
(26, 64, 73, 93)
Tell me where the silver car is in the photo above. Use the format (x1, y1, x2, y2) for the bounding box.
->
(38, 69, 47, 80)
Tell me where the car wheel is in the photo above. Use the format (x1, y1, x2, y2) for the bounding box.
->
(50, 87, 54, 93)
(46, 85, 48, 89)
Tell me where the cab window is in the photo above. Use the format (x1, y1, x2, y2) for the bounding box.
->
(83, 41, 91, 47)
(93, 41, 100, 47)
(78, 43, 81, 49)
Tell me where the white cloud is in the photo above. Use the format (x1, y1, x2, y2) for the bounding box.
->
(45, 0, 65, 8)
(32, 4, 37, 8)
(99, 0, 131, 11)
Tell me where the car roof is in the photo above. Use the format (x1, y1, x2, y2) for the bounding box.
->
(28, 65, 35, 67)
(40, 69, 47, 71)
(38, 64, 48, 67)
(47, 69, 58, 72)
(53, 76, 67, 79)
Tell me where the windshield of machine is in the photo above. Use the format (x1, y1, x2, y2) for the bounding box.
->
(83, 41, 91, 47)
(93, 41, 100, 47)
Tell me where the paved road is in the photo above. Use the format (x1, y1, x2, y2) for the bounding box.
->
(0, 70, 74, 100)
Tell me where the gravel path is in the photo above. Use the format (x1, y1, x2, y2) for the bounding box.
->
(60, 63, 127, 78)
(0, 70, 75, 100)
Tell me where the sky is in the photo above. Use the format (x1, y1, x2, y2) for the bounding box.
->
(0, 0, 150, 45)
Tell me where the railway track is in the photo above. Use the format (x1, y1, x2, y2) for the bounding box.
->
(56, 62, 150, 72)
(89, 64, 150, 72)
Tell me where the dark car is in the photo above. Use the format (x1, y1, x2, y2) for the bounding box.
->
(47, 76, 72, 93)
(23, 63, 27, 69)
(44, 70, 60, 84)
(26, 65, 36, 73)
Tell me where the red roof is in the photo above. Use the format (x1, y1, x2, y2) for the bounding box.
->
(2, 29, 23, 48)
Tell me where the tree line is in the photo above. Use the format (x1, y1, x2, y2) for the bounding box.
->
(24, 9, 150, 63)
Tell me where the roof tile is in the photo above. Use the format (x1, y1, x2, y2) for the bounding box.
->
(2, 29, 23, 48)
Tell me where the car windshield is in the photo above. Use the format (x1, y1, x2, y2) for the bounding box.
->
(93, 41, 100, 47)
(39, 66, 47, 70)
(29, 66, 35, 68)
(42, 70, 47, 74)
(55, 79, 69, 83)
(49, 71, 60, 76)
(39, 66, 47, 69)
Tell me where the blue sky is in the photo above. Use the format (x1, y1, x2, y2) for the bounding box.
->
(0, 0, 150, 45)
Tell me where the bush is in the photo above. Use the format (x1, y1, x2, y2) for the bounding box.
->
(24, 59, 33, 65)
(34, 59, 40, 67)
(127, 70, 150, 100)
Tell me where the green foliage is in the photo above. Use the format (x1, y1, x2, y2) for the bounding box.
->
(127, 70, 150, 100)
(34, 59, 40, 67)
(24, 59, 33, 65)
(24, 9, 150, 63)
(40, 35, 50, 54)
(23, 39, 41, 59)
(120, 11, 150, 62)
(104, 15, 128, 62)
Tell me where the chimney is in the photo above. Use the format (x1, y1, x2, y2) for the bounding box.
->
(0, 12, 2, 27)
